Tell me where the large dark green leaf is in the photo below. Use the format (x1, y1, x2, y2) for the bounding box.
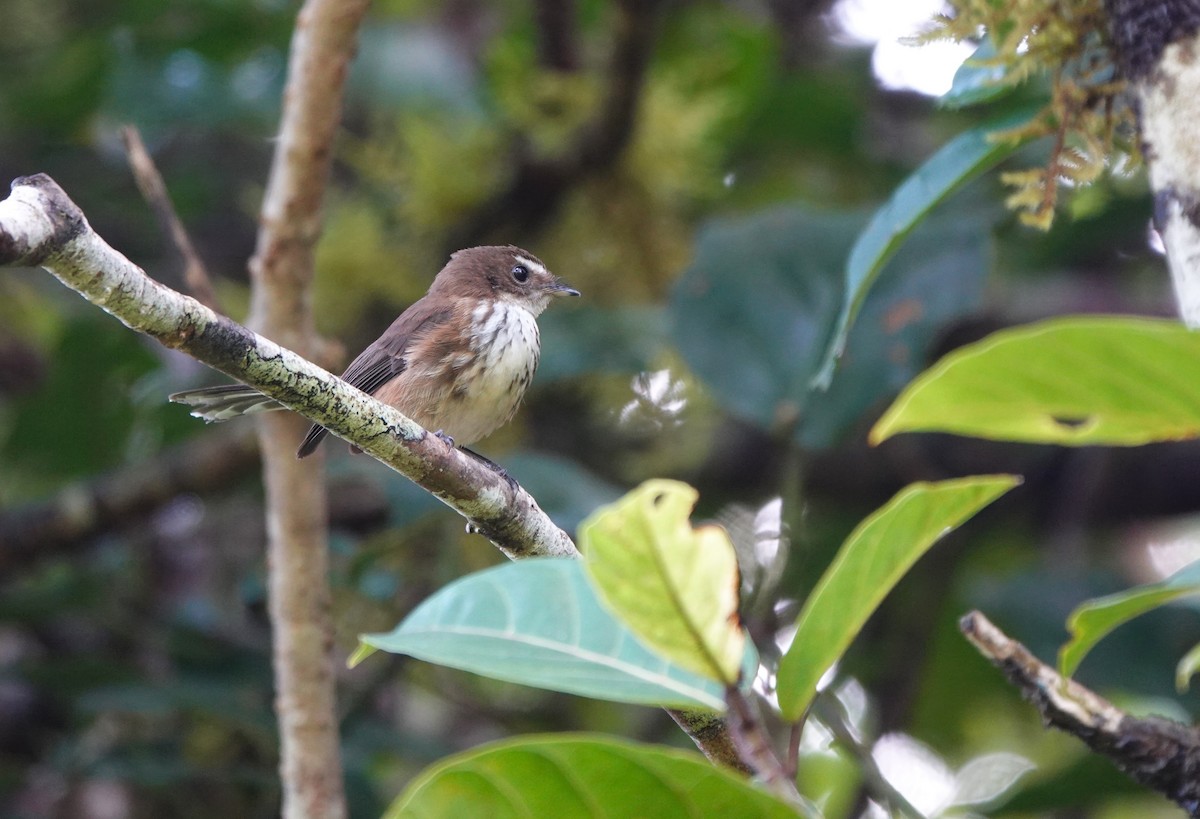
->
(813, 111, 1034, 386)
(387, 734, 804, 818)
(671, 205, 990, 447)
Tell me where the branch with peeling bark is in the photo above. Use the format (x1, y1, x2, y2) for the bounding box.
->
(0, 171, 748, 772)
(961, 610, 1200, 814)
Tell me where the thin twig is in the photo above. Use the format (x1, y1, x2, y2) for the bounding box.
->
(724, 686, 803, 803)
(785, 719, 802, 781)
(811, 693, 926, 819)
(120, 126, 223, 313)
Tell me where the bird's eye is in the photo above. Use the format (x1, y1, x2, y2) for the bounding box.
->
(511, 264, 530, 283)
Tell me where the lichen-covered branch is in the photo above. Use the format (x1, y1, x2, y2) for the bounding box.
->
(961, 610, 1200, 813)
(0, 174, 578, 559)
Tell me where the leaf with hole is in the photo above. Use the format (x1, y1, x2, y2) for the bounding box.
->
(579, 480, 745, 685)
(873, 317, 1200, 445)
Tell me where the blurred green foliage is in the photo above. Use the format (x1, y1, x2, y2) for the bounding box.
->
(1, 0, 1195, 817)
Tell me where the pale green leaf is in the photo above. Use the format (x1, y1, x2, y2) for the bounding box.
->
(360, 559, 729, 710)
(776, 475, 1019, 720)
(1059, 559, 1200, 678)
(386, 734, 806, 819)
(579, 480, 745, 685)
(873, 317, 1200, 445)
(814, 110, 1034, 386)
(1176, 642, 1200, 693)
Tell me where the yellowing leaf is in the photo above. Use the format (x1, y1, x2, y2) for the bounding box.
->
(578, 480, 745, 686)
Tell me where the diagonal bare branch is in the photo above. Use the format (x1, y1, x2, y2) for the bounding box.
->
(962, 609, 1200, 813)
(120, 125, 223, 314)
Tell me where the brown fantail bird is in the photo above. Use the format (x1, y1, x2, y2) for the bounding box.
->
(170, 246, 580, 459)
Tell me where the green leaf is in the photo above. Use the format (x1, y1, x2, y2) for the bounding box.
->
(671, 206, 991, 447)
(579, 480, 745, 685)
(358, 559, 729, 710)
(798, 211, 991, 446)
(1059, 560, 1200, 678)
(940, 39, 1011, 110)
(1176, 642, 1200, 693)
(872, 317, 1200, 446)
(672, 208, 859, 434)
(776, 475, 1019, 721)
(813, 110, 1035, 387)
(386, 734, 804, 819)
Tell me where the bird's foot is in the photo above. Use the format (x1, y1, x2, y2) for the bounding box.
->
(461, 446, 520, 492)
(433, 429, 455, 447)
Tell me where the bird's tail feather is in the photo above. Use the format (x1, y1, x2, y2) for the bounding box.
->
(168, 384, 282, 423)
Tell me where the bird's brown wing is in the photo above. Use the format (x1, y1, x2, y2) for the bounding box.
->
(296, 304, 453, 458)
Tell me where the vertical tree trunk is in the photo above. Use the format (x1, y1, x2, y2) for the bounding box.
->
(247, 1, 370, 816)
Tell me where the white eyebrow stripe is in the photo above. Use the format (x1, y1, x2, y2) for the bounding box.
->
(514, 255, 546, 276)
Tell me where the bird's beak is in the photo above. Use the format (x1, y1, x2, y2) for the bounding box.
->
(548, 278, 581, 298)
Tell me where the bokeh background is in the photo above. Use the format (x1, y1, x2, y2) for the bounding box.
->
(2, 0, 1197, 816)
